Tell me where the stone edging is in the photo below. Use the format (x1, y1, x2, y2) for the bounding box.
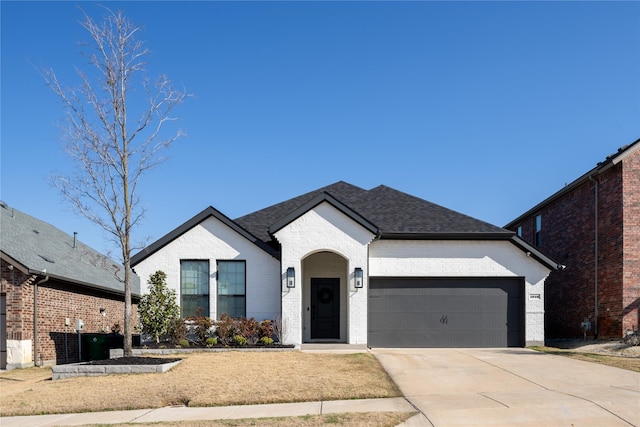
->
(52, 359, 182, 380)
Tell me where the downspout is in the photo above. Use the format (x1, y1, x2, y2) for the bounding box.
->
(34, 273, 49, 367)
(588, 176, 599, 339)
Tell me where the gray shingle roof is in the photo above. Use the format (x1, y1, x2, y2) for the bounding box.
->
(132, 181, 558, 270)
(1, 202, 140, 296)
(235, 181, 510, 243)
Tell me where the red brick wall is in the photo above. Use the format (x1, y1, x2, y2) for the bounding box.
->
(508, 159, 629, 339)
(623, 149, 640, 334)
(596, 165, 624, 337)
(1, 260, 139, 365)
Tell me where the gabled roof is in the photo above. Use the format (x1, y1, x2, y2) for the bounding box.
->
(237, 181, 512, 242)
(268, 191, 379, 236)
(505, 138, 640, 229)
(132, 181, 558, 270)
(131, 206, 279, 266)
(0, 202, 140, 297)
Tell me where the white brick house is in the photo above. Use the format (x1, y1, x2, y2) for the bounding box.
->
(131, 182, 558, 347)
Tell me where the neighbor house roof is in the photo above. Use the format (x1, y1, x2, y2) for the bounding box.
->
(0, 202, 140, 297)
(132, 181, 558, 270)
(504, 138, 640, 229)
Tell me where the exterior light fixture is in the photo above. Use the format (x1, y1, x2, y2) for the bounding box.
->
(286, 267, 295, 288)
(354, 267, 363, 288)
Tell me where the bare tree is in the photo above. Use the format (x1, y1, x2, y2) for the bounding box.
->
(43, 8, 187, 356)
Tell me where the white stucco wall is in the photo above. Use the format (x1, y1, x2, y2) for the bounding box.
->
(133, 216, 280, 321)
(369, 240, 551, 345)
(273, 202, 375, 345)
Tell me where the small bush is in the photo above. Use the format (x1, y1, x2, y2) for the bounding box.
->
(187, 311, 213, 346)
(167, 318, 187, 344)
(215, 314, 238, 345)
(260, 336, 274, 345)
(624, 330, 640, 346)
(205, 337, 218, 347)
(234, 335, 247, 346)
(177, 338, 189, 348)
(238, 317, 260, 345)
(259, 320, 275, 339)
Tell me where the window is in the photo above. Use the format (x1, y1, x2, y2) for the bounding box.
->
(180, 260, 209, 317)
(516, 225, 523, 238)
(217, 260, 246, 318)
(535, 215, 542, 247)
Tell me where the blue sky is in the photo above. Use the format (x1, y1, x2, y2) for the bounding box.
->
(2, 1, 639, 259)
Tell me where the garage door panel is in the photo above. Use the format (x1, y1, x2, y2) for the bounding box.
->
(368, 278, 524, 348)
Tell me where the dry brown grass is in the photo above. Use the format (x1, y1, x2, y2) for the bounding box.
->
(0, 352, 402, 416)
(530, 346, 640, 372)
(86, 412, 415, 427)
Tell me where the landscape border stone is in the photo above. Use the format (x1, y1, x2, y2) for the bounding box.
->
(51, 359, 182, 380)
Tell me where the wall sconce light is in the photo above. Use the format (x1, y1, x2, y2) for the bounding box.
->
(354, 267, 363, 288)
(286, 267, 295, 288)
(99, 307, 106, 317)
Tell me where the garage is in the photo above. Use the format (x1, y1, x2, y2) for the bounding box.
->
(368, 277, 524, 348)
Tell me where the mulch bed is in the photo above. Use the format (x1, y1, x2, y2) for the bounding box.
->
(83, 356, 182, 365)
(135, 342, 296, 350)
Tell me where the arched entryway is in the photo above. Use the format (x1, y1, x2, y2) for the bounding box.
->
(302, 251, 348, 342)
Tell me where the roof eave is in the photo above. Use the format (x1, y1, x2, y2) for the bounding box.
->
(378, 231, 514, 240)
(31, 271, 142, 299)
(508, 236, 561, 271)
(132, 206, 278, 266)
(505, 138, 640, 229)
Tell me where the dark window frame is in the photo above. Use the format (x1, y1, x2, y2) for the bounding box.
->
(216, 260, 246, 319)
(180, 259, 210, 318)
(534, 214, 542, 247)
(516, 225, 523, 238)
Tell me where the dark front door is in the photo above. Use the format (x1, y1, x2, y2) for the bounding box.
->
(311, 278, 340, 340)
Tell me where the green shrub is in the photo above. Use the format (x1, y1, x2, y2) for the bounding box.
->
(138, 271, 180, 343)
(205, 337, 218, 347)
(177, 338, 189, 348)
(233, 335, 247, 346)
(260, 336, 274, 345)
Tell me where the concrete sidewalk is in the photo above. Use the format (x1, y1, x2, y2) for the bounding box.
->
(0, 397, 416, 427)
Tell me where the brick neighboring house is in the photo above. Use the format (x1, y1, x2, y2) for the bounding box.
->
(1, 202, 140, 369)
(505, 139, 640, 339)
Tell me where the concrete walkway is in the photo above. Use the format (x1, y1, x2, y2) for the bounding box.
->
(373, 348, 640, 427)
(0, 397, 415, 426)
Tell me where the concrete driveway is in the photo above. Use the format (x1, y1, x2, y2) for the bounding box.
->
(372, 348, 640, 427)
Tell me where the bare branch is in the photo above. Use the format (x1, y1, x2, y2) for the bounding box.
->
(44, 7, 187, 357)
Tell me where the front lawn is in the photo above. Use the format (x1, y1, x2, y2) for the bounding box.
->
(529, 346, 640, 372)
(0, 351, 402, 416)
